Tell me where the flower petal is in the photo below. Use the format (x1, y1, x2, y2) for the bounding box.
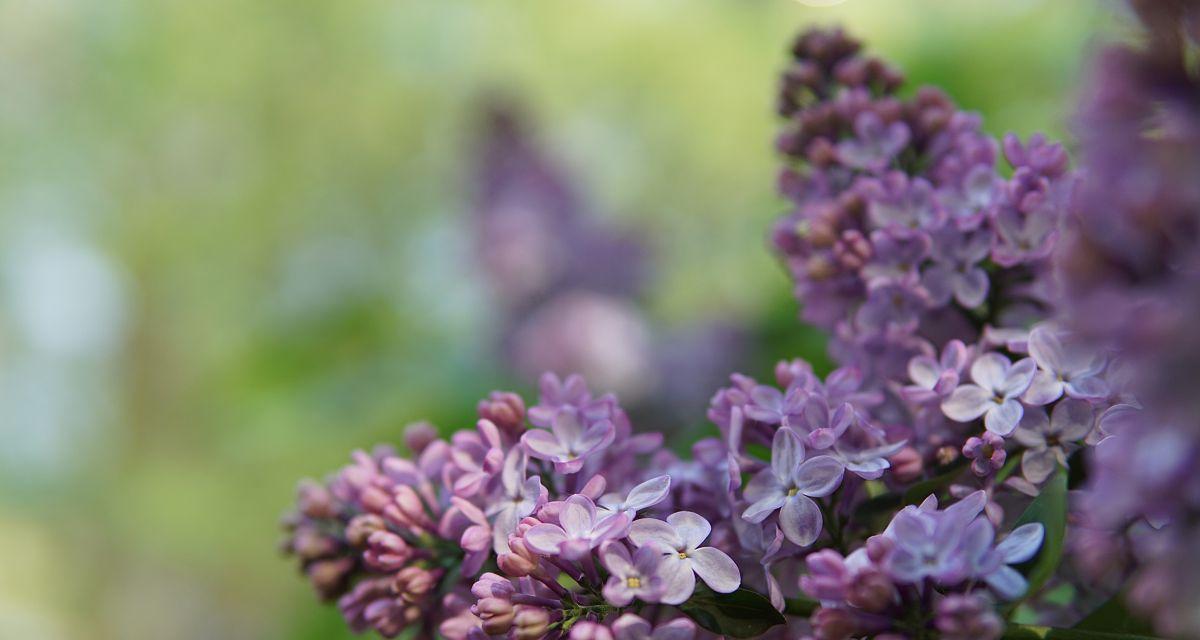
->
(521, 429, 566, 460)
(1028, 325, 1065, 374)
(1051, 398, 1094, 441)
(942, 385, 992, 422)
(793, 455, 845, 498)
(1021, 448, 1056, 484)
(996, 523, 1044, 564)
(612, 614, 653, 640)
(771, 427, 804, 483)
(985, 399, 1023, 436)
(970, 353, 1011, 392)
(600, 542, 633, 575)
(689, 547, 741, 593)
(985, 565, 1029, 600)
(629, 518, 682, 549)
(779, 494, 822, 546)
(658, 557, 697, 605)
(742, 491, 787, 524)
(624, 475, 672, 511)
(1021, 370, 1063, 406)
(522, 523, 567, 555)
(651, 618, 698, 640)
(667, 511, 712, 549)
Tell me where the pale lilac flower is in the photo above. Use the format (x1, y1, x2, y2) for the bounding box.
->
(960, 518, 1045, 600)
(941, 353, 1036, 436)
(901, 339, 969, 403)
(855, 281, 930, 333)
(527, 373, 591, 426)
(628, 511, 741, 604)
(922, 229, 991, 308)
(1021, 325, 1108, 405)
(597, 475, 671, 520)
(524, 495, 629, 560)
(837, 112, 910, 172)
(962, 432, 1006, 477)
(612, 614, 697, 640)
(1012, 399, 1093, 484)
(884, 491, 988, 584)
(732, 518, 786, 611)
(522, 408, 615, 474)
(600, 543, 666, 606)
(485, 448, 546, 553)
(861, 230, 929, 285)
(743, 384, 807, 427)
(742, 427, 845, 546)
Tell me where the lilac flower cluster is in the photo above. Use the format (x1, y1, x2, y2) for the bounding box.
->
(799, 491, 1042, 640)
(1055, 2, 1200, 635)
(281, 19, 1189, 640)
(772, 28, 1072, 388)
(282, 374, 740, 639)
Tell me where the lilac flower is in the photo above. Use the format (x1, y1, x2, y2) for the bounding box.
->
(597, 475, 671, 520)
(628, 511, 741, 604)
(921, 229, 991, 308)
(866, 174, 941, 232)
(600, 543, 667, 606)
(522, 408, 615, 473)
(742, 427, 845, 546)
(486, 448, 546, 553)
(527, 373, 591, 426)
(941, 353, 1036, 436)
(732, 518, 786, 611)
(743, 384, 807, 427)
(861, 230, 929, 286)
(884, 491, 988, 584)
(854, 281, 930, 333)
(962, 432, 1007, 477)
(837, 112, 910, 172)
(611, 614, 696, 640)
(1012, 399, 1093, 484)
(1021, 325, 1108, 405)
(901, 339, 969, 403)
(524, 495, 629, 560)
(960, 518, 1045, 600)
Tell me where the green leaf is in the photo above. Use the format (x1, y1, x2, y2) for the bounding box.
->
(679, 586, 786, 639)
(1074, 593, 1156, 636)
(1011, 467, 1068, 601)
(1002, 623, 1162, 639)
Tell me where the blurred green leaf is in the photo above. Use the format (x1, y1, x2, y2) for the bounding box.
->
(1011, 467, 1068, 601)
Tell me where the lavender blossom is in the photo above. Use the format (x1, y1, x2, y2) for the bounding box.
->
(941, 353, 1036, 435)
(521, 408, 615, 474)
(1012, 399, 1093, 484)
(600, 543, 668, 606)
(742, 427, 845, 546)
(628, 511, 741, 603)
(523, 495, 629, 560)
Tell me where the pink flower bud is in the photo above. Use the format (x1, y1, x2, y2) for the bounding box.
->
(512, 606, 551, 640)
(888, 446, 924, 483)
(403, 421, 438, 454)
(477, 391, 526, 438)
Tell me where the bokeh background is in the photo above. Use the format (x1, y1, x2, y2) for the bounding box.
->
(0, 1, 1118, 638)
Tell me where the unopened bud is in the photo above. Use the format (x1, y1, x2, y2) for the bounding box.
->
(888, 447, 924, 483)
(477, 392, 526, 438)
(346, 514, 387, 548)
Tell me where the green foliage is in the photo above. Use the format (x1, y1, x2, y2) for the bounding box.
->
(1011, 467, 1068, 601)
(680, 586, 787, 639)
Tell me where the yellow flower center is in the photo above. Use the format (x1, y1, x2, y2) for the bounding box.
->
(787, 487, 799, 497)
(626, 576, 641, 588)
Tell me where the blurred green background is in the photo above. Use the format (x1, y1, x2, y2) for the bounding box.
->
(0, 1, 1115, 638)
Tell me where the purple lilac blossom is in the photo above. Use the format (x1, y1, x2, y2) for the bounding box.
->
(940, 353, 1036, 436)
(742, 427, 845, 546)
(627, 511, 742, 603)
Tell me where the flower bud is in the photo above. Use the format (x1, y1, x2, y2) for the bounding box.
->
(306, 557, 354, 601)
(512, 605, 551, 640)
(570, 621, 615, 640)
(845, 568, 896, 613)
(888, 447, 924, 483)
(935, 594, 1002, 640)
(393, 566, 441, 603)
(346, 514, 387, 548)
(359, 486, 392, 514)
(297, 480, 337, 519)
(403, 421, 438, 454)
(364, 531, 412, 571)
(476, 597, 516, 635)
(477, 391, 526, 438)
(811, 607, 859, 640)
(291, 527, 339, 561)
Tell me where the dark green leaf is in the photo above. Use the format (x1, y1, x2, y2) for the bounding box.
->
(1002, 623, 1162, 640)
(1074, 593, 1156, 636)
(679, 586, 786, 639)
(1011, 467, 1068, 600)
